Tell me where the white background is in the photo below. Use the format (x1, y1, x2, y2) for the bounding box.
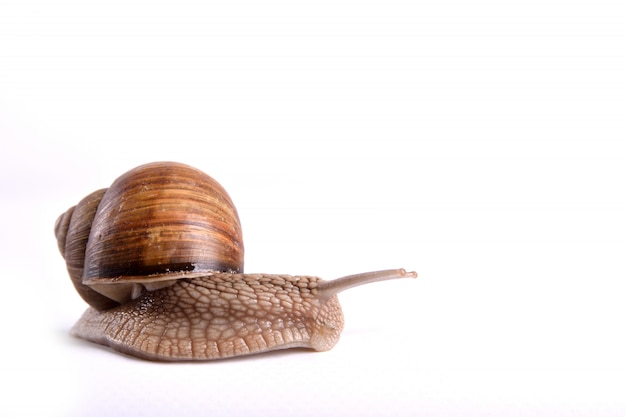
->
(1, 0, 625, 416)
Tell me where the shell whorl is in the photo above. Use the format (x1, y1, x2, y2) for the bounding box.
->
(54, 205, 73, 257)
(55, 189, 117, 310)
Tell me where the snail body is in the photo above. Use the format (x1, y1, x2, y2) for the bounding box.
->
(55, 162, 416, 361)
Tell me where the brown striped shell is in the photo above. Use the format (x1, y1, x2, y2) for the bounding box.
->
(55, 162, 244, 308)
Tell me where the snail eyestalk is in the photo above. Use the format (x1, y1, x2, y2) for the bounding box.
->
(317, 268, 417, 300)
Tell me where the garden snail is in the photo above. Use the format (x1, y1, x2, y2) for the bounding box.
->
(55, 161, 417, 361)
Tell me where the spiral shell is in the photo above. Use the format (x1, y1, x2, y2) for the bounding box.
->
(55, 162, 244, 308)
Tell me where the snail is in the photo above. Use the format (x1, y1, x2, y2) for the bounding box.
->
(55, 161, 417, 361)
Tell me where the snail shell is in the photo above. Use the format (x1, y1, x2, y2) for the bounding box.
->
(55, 161, 243, 308)
(55, 162, 417, 361)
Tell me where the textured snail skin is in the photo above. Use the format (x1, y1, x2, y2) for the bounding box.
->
(71, 270, 417, 361)
(71, 273, 344, 361)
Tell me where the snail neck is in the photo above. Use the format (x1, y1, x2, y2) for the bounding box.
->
(317, 269, 417, 300)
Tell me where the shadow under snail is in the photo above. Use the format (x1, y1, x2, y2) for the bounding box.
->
(55, 161, 417, 361)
